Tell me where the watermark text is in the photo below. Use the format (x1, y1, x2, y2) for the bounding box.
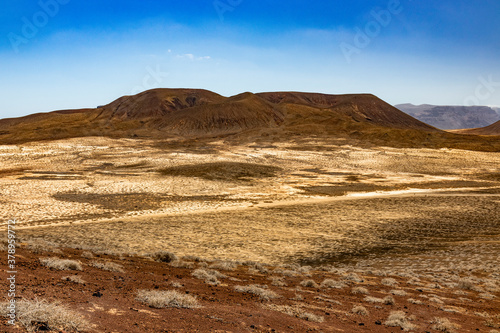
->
(213, 0, 243, 22)
(340, 0, 403, 63)
(8, 0, 70, 53)
(464, 75, 500, 106)
(6, 219, 17, 325)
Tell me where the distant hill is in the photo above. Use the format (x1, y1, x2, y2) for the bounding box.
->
(0, 89, 436, 143)
(395, 104, 500, 130)
(452, 120, 500, 136)
(1, 89, 500, 151)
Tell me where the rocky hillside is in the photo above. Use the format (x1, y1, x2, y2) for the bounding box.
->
(2, 89, 500, 151)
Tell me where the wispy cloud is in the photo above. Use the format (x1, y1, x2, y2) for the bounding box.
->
(175, 53, 211, 61)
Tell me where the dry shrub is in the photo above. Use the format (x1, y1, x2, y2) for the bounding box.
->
(300, 279, 319, 288)
(429, 296, 444, 304)
(91, 248, 131, 257)
(390, 289, 407, 296)
(40, 257, 82, 271)
(89, 261, 124, 273)
(384, 311, 416, 331)
(342, 272, 364, 283)
(170, 260, 195, 269)
(479, 293, 496, 300)
(427, 282, 443, 289)
(384, 295, 396, 305)
(314, 295, 342, 305)
(407, 277, 423, 285)
(408, 298, 424, 305)
(209, 260, 238, 271)
(80, 251, 94, 259)
(484, 281, 499, 293)
(25, 239, 60, 254)
(268, 276, 287, 287)
(246, 262, 269, 274)
(192, 269, 226, 285)
(366, 269, 387, 276)
(364, 296, 384, 303)
(0, 298, 89, 332)
(298, 265, 312, 273)
(234, 285, 280, 301)
(431, 317, 460, 332)
(484, 319, 500, 328)
(263, 304, 323, 322)
(62, 275, 86, 284)
(297, 311, 323, 323)
(440, 306, 464, 314)
(149, 251, 178, 263)
(381, 277, 398, 286)
(321, 279, 346, 289)
(363, 295, 395, 305)
(475, 312, 491, 318)
(351, 287, 369, 295)
(136, 290, 200, 309)
(352, 305, 369, 316)
(457, 278, 483, 292)
(182, 255, 207, 262)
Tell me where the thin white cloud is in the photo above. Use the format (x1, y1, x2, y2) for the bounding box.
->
(175, 53, 211, 61)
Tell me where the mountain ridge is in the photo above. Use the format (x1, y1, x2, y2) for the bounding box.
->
(396, 103, 500, 130)
(1, 88, 499, 151)
(0, 89, 436, 141)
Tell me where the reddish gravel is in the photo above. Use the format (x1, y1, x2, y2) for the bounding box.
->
(1, 245, 499, 332)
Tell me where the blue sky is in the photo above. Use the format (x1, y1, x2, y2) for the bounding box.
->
(1, 0, 499, 118)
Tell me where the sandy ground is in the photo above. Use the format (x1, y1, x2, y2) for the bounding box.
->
(1, 137, 499, 228)
(1, 137, 499, 331)
(2, 138, 500, 268)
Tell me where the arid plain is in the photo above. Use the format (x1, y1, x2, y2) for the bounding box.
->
(2, 137, 499, 269)
(1, 136, 500, 332)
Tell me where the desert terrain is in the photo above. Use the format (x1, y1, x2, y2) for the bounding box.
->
(1, 135, 500, 332)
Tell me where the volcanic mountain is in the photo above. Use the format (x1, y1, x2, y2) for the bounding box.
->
(0, 89, 436, 142)
(1, 88, 499, 150)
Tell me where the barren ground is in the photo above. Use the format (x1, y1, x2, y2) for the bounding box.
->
(1, 137, 499, 332)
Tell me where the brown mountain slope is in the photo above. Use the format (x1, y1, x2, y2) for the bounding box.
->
(155, 92, 285, 135)
(1, 88, 499, 151)
(0, 89, 287, 142)
(452, 120, 500, 135)
(258, 92, 437, 131)
(101, 88, 226, 120)
(0, 108, 102, 143)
